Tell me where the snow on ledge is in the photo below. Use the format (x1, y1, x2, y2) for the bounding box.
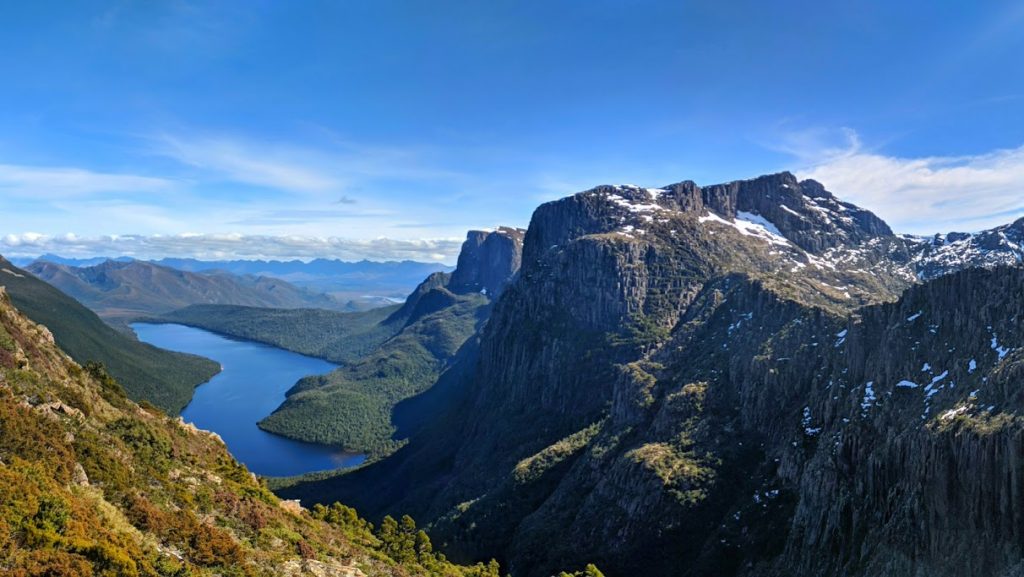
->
(698, 211, 790, 247)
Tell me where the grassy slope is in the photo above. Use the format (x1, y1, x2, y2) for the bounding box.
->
(0, 258, 218, 414)
(258, 291, 489, 455)
(0, 286, 504, 577)
(157, 304, 402, 364)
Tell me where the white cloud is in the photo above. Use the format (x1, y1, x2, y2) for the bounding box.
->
(769, 126, 1024, 234)
(0, 232, 463, 263)
(798, 144, 1024, 234)
(767, 126, 864, 163)
(150, 132, 467, 196)
(0, 164, 174, 197)
(154, 134, 343, 193)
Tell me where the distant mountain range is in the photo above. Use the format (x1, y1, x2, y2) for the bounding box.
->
(10, 254, 454, 307)
(25, 259, 351, 326)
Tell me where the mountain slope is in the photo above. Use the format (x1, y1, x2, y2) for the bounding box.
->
(258, 228, 524, 455)
(0, 284, 508, 577)
(0, 256, 218, 414)
(280, 172, 1024, 577)
(153, 257, 454, 308)
(26, 259, 348, 326)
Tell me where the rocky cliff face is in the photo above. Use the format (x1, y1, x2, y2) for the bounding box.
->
(284, 173, 1024, 577)
(448, 228, 525, 298)
(770, 266, 1024, 577)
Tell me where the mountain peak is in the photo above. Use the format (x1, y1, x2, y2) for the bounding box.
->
(448, 228, 525, 297)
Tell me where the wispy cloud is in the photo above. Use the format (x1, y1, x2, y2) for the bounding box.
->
(0, 232, 464, 263)
(791, 132, 1024, 234)
(153, 134, 344, 193)
(0, 163, 174, 197)
(227, 208, 394, 226)
(762, 125, 865, 163)
(149, 131, 469, 197)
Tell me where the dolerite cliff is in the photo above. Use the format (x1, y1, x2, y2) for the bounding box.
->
(281, 172, 1024, 577)
(448, 227, 525, 298)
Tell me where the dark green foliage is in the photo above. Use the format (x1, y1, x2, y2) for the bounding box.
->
(0, 323, 15, 352)
(1, 256, 219, 413)
(84, 362, 128, 408)
(258, 292, 488, 453)
(557, 565, 606, 577)
(107, 417, 175, 474)
(158, 303, 401, 363)
(313, 504, 503, 577)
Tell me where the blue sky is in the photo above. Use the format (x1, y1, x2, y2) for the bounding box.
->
(1, 1, 1024, 262)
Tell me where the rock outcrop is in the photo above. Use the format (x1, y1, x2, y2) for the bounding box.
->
(449, 227, 525, 298)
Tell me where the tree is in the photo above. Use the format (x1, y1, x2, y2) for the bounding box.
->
(415, 530, 433, 563)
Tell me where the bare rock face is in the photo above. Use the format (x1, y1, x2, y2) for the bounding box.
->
(385, 228, 524, 328)
(448, 227, 525, 298)
(698, 172, 893, 253)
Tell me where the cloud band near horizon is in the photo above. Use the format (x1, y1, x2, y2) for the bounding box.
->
(0, 232, 465, 264)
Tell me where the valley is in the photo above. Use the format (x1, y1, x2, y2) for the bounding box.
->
(132, 322, 366, 477)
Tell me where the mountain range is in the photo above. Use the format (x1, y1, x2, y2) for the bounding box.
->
(4, 170, 1024, 576)
(25, 259, 351, 327)
(12, 255, 454, 308)
(274, 172, 1024, 577)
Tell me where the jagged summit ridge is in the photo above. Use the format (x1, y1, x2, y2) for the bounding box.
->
(908, 216, 1024, 280)
(565, 171, 892, 253)
(530, 171, 1024, 291)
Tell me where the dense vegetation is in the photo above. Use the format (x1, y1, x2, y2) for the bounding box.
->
(158, 303, 402, 363)
(0, 285, 511, 577)
(259, 290, 489, 454)
(26, 259, 351, 328)
(0, 257, 219, 414)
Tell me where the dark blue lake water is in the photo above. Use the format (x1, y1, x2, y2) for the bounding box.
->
(132, 322, 367, 477)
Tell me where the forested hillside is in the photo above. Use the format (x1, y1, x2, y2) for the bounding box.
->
(0, 257, 218, 414)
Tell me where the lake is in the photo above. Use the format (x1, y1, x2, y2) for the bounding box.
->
(132, 322, 367, 477)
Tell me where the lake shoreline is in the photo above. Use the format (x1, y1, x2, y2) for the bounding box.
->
(133, 322, 367, 477)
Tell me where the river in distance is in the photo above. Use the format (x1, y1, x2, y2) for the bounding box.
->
(132, 322, 367, 477)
